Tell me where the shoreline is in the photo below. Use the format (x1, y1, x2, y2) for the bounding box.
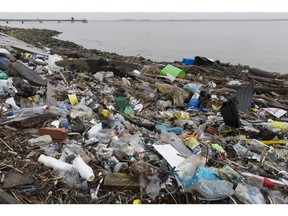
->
(0, 25, 156, 65)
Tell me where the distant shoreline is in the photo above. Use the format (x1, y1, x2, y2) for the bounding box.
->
(97, 19, 288, 22)
(2, 19, 288, 23)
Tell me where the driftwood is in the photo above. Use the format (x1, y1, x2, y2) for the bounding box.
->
(217, 85, 288, 95)
(106, 80, 152, 103)
(249, 68, 279, 78)
(12, 60, 47, 86)
(247, 75, 288, 88)
(253, 98, 288, 110)
(0, 113, 54, 128)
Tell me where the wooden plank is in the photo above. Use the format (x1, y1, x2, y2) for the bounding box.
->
(46, 82, 58, 107)
(0, 189, 22, 204)
(103, 173, 139, 189)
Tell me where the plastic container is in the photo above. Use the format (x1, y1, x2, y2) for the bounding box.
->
(241, 172, 275, 189)
(73, 104, 93, 115)
(160, 64, 186, 78)
(5, 97, 20, 110)
(38, 154, 73, 171)
(72, 156, 95, 182)
(28, 135, 52, 146)
(182, 58, 195, 66)
(68, 94, 79, 106)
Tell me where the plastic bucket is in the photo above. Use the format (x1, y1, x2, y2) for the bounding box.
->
(182, 58, 195, 66)
(160, 64, 186, 78)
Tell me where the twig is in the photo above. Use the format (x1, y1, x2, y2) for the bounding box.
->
(0, 164, 23, 174)
(10, 190, 22, 202)
(225, 159, 248, 170)
(165, 188, 178, 204)
(0, 138, 14, 151)
(60, 72, 69, 85)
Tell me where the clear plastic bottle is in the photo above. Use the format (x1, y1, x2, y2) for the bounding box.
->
(59, 118, 69, 129)
(47, 106, 69, 117)
(28, 135, 52, 146)
(8, 106, 47, 117)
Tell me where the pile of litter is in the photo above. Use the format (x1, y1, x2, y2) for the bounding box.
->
(0, 31, 288, 204)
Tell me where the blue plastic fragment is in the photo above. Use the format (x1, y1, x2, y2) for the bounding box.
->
(155, 124, 183, 134)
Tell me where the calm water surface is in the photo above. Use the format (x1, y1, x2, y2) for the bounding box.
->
(4, 20, 288, 73)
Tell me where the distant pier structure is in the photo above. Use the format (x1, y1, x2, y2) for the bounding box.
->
(0, 18, 88, 24)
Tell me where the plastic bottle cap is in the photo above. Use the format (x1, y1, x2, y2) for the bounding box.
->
(102, 109, 109, 117)
(7, 111, 13, 116)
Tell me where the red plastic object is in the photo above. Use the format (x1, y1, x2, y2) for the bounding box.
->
(263, 177, 275, 188)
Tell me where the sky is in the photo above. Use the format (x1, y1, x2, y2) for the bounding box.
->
(1, 0, 288, 20)
(1, 12, 288, 21)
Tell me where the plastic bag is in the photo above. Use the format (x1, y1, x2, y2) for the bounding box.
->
(48, 54, 63, 72)
(269, 190, 288, 204)
(159, 130, 192, 158)
(234, 183, 266, 204)
(183, 83, 203, 94)
(183, 166, 220, 187)
(190, 179, 234, 199)
(0, 57, 9, 70)
(110, 140, 131, 159)
(177, 154, 206, 181)
(146, 175, 161, 200)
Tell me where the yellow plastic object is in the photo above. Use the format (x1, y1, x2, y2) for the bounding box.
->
(68, 94, 79, 106)
(261, 140, 286, 145)
(24, 53, 31, 59)
(268, 120, 288, 131)
(102, 109, 109, 118)
(245, 138, 286, 146)
(173, 111, 190, 120)
(252, 108, 259, 113)
(133, 199, 141, 204)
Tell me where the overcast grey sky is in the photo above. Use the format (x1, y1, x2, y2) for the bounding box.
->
(1, 12, 288, 20)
